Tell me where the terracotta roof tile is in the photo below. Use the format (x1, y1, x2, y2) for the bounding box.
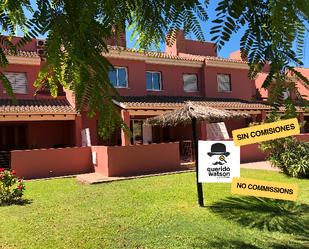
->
(0, 99, 76, 114)
(3, 49, 39, 58)
(117, 96, 271, 110)
(107, 46, 245, 63)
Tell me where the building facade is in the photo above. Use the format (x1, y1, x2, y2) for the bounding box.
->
(0, 33, 308, 165)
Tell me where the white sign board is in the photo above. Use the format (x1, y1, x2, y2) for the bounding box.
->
(206, 122, 229, 140)
(198, 140, 240, 183)
(81, 128, 91, 147)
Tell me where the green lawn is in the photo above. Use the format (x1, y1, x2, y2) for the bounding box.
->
(0, 169, 308, 249)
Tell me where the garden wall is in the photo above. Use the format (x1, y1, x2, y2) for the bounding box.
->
(92, 142, 181, 177)
(238, 133, 309, 163)
(240, 143, 267, 163)
(11, 147, 92, 179)
(295, 133, 309, 142)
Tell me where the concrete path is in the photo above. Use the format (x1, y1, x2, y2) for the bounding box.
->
(77, 161, 279, 184)
(240, 161, 279, 172)
(76, 169, 194, 184)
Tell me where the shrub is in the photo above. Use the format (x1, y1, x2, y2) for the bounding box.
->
(260, 137, 309, 178)
(0, 168, 26, 206)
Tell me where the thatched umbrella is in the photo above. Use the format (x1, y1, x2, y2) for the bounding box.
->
(145, 101, 250, 207)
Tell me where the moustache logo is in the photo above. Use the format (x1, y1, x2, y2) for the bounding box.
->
(212, 161, 225, 165)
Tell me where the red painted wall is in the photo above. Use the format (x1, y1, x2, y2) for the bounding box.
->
(224, 118, 250, 137)
(238, 133, 309, 163)
(11, 146, 92, 179)
(166, 30, 217, 56)
(81, 112, 99, 146)
(203, 66, 256, 100)
(145, 64, 203, 96)
(106, 58, 257, 100)
(240, 143, 268, 163)
(91, 146, 108, 175)
(107, 58, 146, 96)
(92, 143, 181, 177)
(106, 58, 205, 97)
(0, 36, 66, 100)
(0, 64, 41, 99)
(27, 121, 73, 148)
(294, 68, 309, 100)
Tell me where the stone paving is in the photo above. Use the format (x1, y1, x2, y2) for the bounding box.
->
(76, 160, 280, 184)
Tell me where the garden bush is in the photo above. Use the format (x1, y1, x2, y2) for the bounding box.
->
(260, 137, 309, 178)
(0, 168, 25, 206)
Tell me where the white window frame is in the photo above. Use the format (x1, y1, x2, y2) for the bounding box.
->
(183, 74, 198, 92)
(109, 66, 128, 88)
(3, 72, 28, 94)
(217, 74, 232, 92)
(146, 71, 162, 91)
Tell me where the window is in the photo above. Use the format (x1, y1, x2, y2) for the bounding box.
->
(217, 74, 231, 92)
(146, 71, 162, 91)
(282, 88, 290, 100)
(4, 72, 28, 94)
(183, 74, 198, 92)
(108, 67, 128, 88)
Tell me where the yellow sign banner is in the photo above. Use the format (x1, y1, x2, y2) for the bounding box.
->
(231, 177, 298, 201)
(232, 118, 300, 146)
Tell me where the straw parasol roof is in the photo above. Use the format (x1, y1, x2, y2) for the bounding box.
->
(145, 101, 250, 127)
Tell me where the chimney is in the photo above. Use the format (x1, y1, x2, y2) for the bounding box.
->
(165, 30, 217, 57)
(106, 24, 126, 48)
(165, 30, 185, 56)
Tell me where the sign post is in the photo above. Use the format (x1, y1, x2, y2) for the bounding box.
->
(192, 117, 204, 207)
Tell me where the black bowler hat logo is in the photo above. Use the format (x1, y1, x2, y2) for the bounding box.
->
(207, 143, 230, 157)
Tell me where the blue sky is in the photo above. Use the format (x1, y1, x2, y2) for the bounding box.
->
(26, 0, 309, 67)
(126, 1, 309, 67)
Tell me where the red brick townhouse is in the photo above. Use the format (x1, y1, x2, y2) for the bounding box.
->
(0, 33, 308, 165)
(0, 37, 82, 166)
(82, 31, 308, 146)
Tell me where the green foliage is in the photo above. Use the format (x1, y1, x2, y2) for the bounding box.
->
(259, 92, 309, 178)
(251, 88, 262, 101)
(0, 168, 25, 205)
(4, 0, 209, 138)
(260, 137, 309, 178)
(0, 0, 308, 138)
(211, 0, 309, 93)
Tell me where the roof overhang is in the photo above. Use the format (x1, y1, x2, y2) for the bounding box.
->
(113, 98, 269, 116)
(105, 50, 204, 68)
(0, 99, 77, 121)
(7, 55, 41, 66)
(0, 113, 76, 121)
(205, 59, 249, 69)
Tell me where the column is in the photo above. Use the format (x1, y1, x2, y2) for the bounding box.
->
(252, 114, 257, 123)
(298, 113, 304, 133)
(121, 110, 131, 146)
(261, 110, 267, 121)
(199, 121, 207, 140)
(74, 114, 82, 147)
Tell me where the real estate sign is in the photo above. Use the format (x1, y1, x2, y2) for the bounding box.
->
(198, 141, 240, 183)
(232, 118, 300, 146)
(231, 177, 298, 201)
